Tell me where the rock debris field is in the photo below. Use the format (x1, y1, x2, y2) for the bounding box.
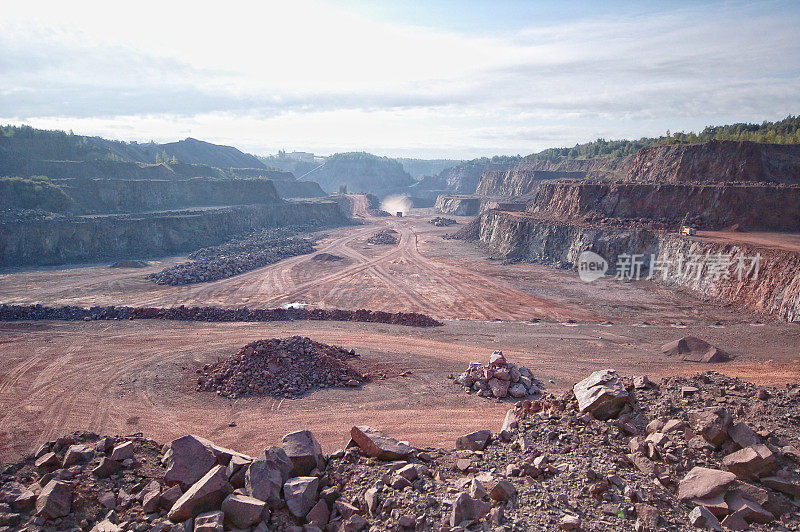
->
(3, 370, 800, 531)
(195, 337, 367, 399)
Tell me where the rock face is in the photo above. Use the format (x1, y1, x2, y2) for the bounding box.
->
(350, 426, 414, 460)
(661, 336, 730, 363)
(572, 369, 629, 420)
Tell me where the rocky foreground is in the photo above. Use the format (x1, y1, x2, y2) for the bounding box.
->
(2, 371, 800, 531)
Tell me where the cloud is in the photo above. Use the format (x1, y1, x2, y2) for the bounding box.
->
(1, 0, 798, 158)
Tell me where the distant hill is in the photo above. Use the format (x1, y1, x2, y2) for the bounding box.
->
(303, 152, 415, 195)
(396, 158, 462, 179)
(0, 125, 265, 169)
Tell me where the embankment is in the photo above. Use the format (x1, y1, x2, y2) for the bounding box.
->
(471, 210, 800, 321)
(0, 304, 442, 327)
(0, 200, 349, 267)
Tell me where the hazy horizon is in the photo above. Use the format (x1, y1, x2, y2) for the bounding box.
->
(2, 0, 799, 159)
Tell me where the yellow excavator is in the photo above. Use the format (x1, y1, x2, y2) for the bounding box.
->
(679, 213, 697, 236)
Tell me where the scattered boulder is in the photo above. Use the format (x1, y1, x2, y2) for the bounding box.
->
(350, 426, 413, 460)
(0, 481, 35, 512)
(163, 435, 219, 488)
(221, 493, 265, 528)
(450, 492, 490, 527)
(62, 443, 93, 466)
(245, 446, 293, 506)
(722, 444, 777, 479)
(282, 430, 325, 476)
(455, 430, 491, 452)
(35, 480, 71, 519)
(109, 441, 134, 462)
(572, 369, 629, 420)
(678, 467, 737, 500)
(283, 476, 319, 518)
(167, 465, 231, 522)
(194, 510, 225, 532)
(689, 505, 722, 530)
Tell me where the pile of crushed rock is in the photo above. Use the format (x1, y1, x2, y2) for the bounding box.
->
(4, 370, 800, 531)
(366, 231, 398, 245)
(429, 217, 457, 227)
(195, 336, 367, 399)
(147, 227, 317, 285)
(452, 350, 543, 400)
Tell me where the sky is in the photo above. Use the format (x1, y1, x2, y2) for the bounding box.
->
(1, 0, 799, 159)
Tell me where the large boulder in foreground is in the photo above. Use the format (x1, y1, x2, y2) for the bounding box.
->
(572, 369, 629, 420)
(168, 465, 231, 522)
(661, 336, 730, 363)
(245, 446, 292, 506)
(456, 430, 492, 452)
(163, 435, 220, 488)
(283, 476, 319, 518)
(282, 430, 325, 476)
(35, 480, 72, 519)
(450, 492, 490, 527)
(350, 426, 414, 460)
(678, 467, 737, 500)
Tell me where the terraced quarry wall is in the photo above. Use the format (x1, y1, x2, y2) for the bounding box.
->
(0, 201, 349, 267)
(471, 210, 800, 321)
(530, 181, 800, 231)
(476, 169, 586, 196)
(55, 178, 282, 214)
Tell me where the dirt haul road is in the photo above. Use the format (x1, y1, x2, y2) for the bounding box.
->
(1, 199, 799, 460)
(0, 202, 735, 324)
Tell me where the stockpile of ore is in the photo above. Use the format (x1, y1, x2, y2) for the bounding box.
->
(429, 217, 457, 227)
(147, 227, 316, 285)
(195, 336, 367, 399)
(366, 231, 398, 245)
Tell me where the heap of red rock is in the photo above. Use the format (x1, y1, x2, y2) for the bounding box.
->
(148, 227, 315, 285)
(453, 350, 542, 400)
(195, 337, 367, 399)
(366, 231, 398, 245)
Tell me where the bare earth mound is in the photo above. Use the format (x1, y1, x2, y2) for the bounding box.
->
(662, 336, 731, 363)
(195, 336, 367, 399)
